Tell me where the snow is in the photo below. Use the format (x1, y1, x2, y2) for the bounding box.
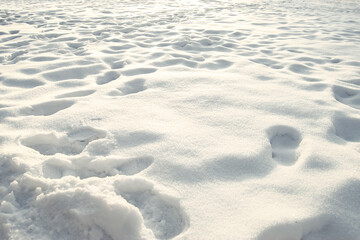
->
(0, 0, 360, 239)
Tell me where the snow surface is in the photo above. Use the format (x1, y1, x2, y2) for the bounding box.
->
(0, 0, 360, 239)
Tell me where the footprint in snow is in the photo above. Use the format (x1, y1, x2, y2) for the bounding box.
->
(108, 78, 147, 96)
(266, 125, 302, 165)
(21, 126, 107, 155)
(55, 89, 95, 99)
(20, 100, 75, 116)
(1, 77, 45, 88)
(332, 114, 360, 142)
(35, 125, 186, 239)
(42, 64, 106, 81)
(96, 70, 120, 85)
(121, 67, 157, 77)
(42, 156, 154, 179)
(119, 78, 147, 95)
(288, 63, 313, 75)
(114, 177, 187, 240)
(332, 85, 360, 110)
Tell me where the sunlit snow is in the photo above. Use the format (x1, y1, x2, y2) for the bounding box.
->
(0, 0, 360, 239)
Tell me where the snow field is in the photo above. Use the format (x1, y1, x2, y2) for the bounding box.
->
(0, 0, 360, 239)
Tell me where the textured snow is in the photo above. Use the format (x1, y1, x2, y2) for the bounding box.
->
(0, 0, 360, 239)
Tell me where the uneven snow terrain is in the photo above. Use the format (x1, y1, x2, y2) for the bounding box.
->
(0, 0, 360, 239)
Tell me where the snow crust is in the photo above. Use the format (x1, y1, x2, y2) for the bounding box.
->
(0, 0, 360, 239)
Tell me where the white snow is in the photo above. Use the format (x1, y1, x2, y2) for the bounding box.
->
(0, 0, 360, 239)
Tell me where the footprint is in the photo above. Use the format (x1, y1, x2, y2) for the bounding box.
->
(1, 77, 45, 88)
(21, 126, 106, 155)
(42, 156, 153, 179)
(108, 44, 136, 51)
(102, 57, 128, 69)
(42, 157, 74, 179)
(34, 184, 151, 240)
(122, 68, 157, 77)
(345, 61, 360, 67)
(301, 83, 327, 92)
(66, 42, 84, 49)
(22, 133, 79, 155)
(7, 50, 27, 62)
(329, 58, 342, 64)
(9, 30, 20, 34)
(332, 114, 360, 142)
(51, 36, 77, 42)
(288, 64, 313, 75)
(257, 75, 274, 81)
(341, 79, 360, 87)
(266, 125, 302, 165)
(86, 156, 153, 178)
(42, 64, 106, 81)
(200, 59, 234, 70)
(295, 56, 326, 64)
(111, 61, 127, 69)
(118, 78, 147, 95)
(153, 58, 198, 68)
(42, 33, 63, 39)
(116, 156, 153, 176)
(250, 58, 283, 69)
(55, 89, 95, 99)
(92, 29, 109, 36)
(29, 56, 59, 62)
(19, 68, 42, 75)
(114, 177, 187, 240)
(6, 40, 32, 48)
(40, 153, 184, 240)
(332, 85, 360, 110)
(302, 77, 322, 82)
(56, 80, 89, 88)
(21, 100, 75, 116)
(96, 71, 120, 85)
